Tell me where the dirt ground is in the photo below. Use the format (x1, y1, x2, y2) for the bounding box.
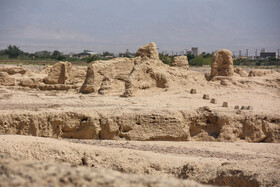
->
(0, 135, 279, 186)
(0, 59, 280, 186)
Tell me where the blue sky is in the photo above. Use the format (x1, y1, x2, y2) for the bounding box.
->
(0, 0, 279, 55)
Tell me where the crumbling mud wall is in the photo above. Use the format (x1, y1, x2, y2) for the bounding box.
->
(81, 42, 170, 96)
(171, 56, 189, 69)
(122, 42, 170, 97)
(44, 62, 73, 84)
(80, 58, 135, 94)
(0, 66, 29, 75)
(0, 110, 279, 143)
(0, 72, 15, 86)
(206, 49, 234, 81)
(248, 69, 275, 77)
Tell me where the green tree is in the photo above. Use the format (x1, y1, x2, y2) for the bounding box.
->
(51, 50, 65, 60)
(34, 50, 51, 59)
(86, 55, 99, 63)
(189, 56, 204, 66)
(202, 53, 213, 58)
(5, 45, 23, 58)
(189, 56, 212, 66)
(186, 54, 195, 61)
(159, 53, 173, 65)
(102, 51, 114, 57)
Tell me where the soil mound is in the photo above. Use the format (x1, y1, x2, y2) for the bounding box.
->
(122, 62, 169, 97)
(171, 56, 189, 69)
(122, 43, 169, 97)
(248, 69, 275, 77)
(136, 42, 159, 60)
(234, 67, 248, 77)
(81, 42, 170, 96)
(18, 77, 42, 88)
(40, 66, 53, 74)
(0, 158, 204, 187)
(44, 62, 73, 84)
(1, 135, 279, 187)
(0, 66, 28, 75)
(80, 58, 135, 94)
(0, 72, 15, 86)
(210, 49, 234, 80)
(71, 66, 87, 84)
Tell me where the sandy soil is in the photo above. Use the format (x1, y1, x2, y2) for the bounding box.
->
(1, 135, 279, 186)
(0, 61, 280, 186)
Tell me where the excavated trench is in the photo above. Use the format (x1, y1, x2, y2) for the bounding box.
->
(1, 108, 279, 186)
(0, 109, 279, 142)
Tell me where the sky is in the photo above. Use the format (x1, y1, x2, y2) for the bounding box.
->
(0, 0, 279, 55)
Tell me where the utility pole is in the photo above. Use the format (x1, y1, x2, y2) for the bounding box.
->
(246, 49, 249, 58)
(255, 49, 258, 58)
(239, 50, 242, 58)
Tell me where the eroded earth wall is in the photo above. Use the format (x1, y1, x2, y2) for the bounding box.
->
(0, 110, 279, 143)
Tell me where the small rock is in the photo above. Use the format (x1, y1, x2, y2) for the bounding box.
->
(198, 106, 212, 112)
(247, 106, 253, 110)
(220, 80, 228, 86)
(190, 89, 196, 94)
(236, 110, 242, 114)
(203, 94, 210, 100)
(222, 102, 228, 107)
(241, 106, 246, 110)
(79, 95, 86, 99)
(210, 98, 216, 104)
(234, 105, 239, 110)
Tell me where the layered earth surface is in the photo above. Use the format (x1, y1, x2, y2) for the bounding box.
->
(0, 43, 279, 186)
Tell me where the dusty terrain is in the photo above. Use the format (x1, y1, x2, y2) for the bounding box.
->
(1, 135, 279, 186)
(0, 43, 280, 186)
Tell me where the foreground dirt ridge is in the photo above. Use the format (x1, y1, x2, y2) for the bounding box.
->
(0, 135, 279, 186)
(0, 109, 279, 142)
(0, 159, 206, 187)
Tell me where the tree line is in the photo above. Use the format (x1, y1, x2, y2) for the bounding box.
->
(159, 52, 213, 66)
(0, 45, 114, 63)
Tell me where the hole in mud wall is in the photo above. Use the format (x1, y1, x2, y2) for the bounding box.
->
(189, 124, 202, 137)
(81, 157, 87, 166)
(81, 118, 88, 122)
(209, 132, 219, 139)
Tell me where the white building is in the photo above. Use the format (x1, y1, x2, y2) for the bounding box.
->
(191, 47, 199, 56)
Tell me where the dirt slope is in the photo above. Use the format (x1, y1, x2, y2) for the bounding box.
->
(0, 135, 279, 186)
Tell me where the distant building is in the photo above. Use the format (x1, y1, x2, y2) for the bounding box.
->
(200, 52, 206, 56)
(260, 52, 276, 59)
(239, 56, 248, 59)
(119, 49, 135, 58)
(76, 50, 98, 59)
(64, 52, 74, 58)
(191, 47, 199, 56)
